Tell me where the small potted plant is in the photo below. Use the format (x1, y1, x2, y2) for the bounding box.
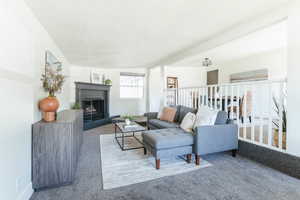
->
(104, 79, 112, 85)
(39, 64, 66, 122)
(123, 114, 134, 125)
(71, 102, 81, 110)
(272, 96, 287, 149)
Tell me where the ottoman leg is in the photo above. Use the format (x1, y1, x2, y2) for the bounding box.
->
(187, 154, 192, 163)
(156, 159, 160, 170)
(195, 155, 200, 165)
(144, 147, 147, 155)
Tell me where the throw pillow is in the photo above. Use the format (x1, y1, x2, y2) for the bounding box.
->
(159, 107, 177, 122)
(180, 112, 196, 132)
(193, 106, 218, 129)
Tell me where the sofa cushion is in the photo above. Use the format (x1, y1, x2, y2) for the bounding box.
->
(178, 106, 197, 123)
(193, 106, 218, 128)
(172, 105, 181, 123)
(159, 107, 177, 122)
(149, 119, 179, 129)
(180, 112, 196, 132)
(215, 111, 228, 125)
(142, 128, 194, 149)
(158, 105, 179, 119)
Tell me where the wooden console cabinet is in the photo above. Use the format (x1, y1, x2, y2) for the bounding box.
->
(32, 110, 83, 190)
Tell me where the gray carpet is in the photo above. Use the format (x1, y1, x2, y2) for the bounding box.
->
(30, 124, 300, 200)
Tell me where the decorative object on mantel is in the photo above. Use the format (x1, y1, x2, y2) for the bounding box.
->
(104, 78, 112, 85)
(102, 74, 106, 84)
(39, 51, 65, 122)
(90, 70, 104, 84)
(90, 70, 112, 85)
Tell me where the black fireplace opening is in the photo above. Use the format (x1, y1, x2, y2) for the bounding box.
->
(75, 82, 111, 130)
(82, 99, 105, 122)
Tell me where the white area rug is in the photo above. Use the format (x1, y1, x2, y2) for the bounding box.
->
(100, 134, 212, 190)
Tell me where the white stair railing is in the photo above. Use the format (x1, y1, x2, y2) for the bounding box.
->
(165, 80, 287, 152)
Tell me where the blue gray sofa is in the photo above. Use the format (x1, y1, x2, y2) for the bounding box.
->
(143, 105, 238, 168)
(144, 105, 197, 130)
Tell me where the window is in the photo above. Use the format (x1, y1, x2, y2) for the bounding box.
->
(120, 73, 144, 98)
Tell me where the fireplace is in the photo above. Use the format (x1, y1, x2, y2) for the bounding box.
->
(75, 82, 111, 130)
(82, 99, 105, 122)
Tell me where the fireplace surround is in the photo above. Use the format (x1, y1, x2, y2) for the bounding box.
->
(75, 82, 111, 130)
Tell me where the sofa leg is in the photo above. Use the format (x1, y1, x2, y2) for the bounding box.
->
(232, 149, 237, 157)
(187, 154, 192, 163)
(156, 159, 160, 170)
(195, 155, 200, 165)
(144, 148, 147, 155)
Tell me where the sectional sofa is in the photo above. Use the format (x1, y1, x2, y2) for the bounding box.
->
(143, 105, 238, 169)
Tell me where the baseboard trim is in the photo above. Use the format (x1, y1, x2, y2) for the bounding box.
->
(17, 182, 34, 200)
(238, 140, 300, 179)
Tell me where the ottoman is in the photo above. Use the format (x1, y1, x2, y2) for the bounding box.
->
(142, 128, 194, 169)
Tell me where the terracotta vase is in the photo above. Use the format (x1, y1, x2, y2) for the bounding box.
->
(39, 96, 60, 122)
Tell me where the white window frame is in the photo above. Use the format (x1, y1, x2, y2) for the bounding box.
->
(120, 72, 145, 99)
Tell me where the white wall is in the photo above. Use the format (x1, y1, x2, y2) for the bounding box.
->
(210, 48, 287, 84)
(149, 66, 206, 112)
(165, 66, 207, 87)
(287, 0, 300, 157)
(0, 1, 71, 199)
(149, 67, 163, 112)
(70, 66, 147, 116)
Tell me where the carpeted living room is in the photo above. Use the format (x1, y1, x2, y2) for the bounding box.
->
(3, 1, 300, 200)
(30, 124, 300, 200)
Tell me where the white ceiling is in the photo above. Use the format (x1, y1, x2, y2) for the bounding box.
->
(173, 20, 287, 66)
(25, 0, 289, 68)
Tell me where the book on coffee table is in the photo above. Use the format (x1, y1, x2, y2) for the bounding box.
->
(123, 124, 139, 129)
